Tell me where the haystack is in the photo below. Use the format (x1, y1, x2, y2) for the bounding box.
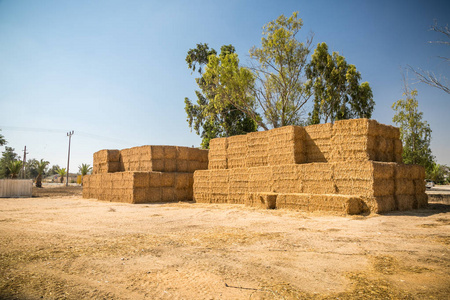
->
(193, 118, 427, 214)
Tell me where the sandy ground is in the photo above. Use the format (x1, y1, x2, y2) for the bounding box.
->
(0, 189, 449, 299)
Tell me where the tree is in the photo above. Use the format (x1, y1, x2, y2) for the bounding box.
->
(392, 78, 434, 173)
(247, 12, 314, 128)
(34, 159, 50, 188)
(78, 163, 92, 186)
(0, 147, 20, 179)
(56, 167, 67, 183)
(8, 160, 23, 179)
(428, 163, 449, 184)
(185, 43, 257, 148)
(0, 129, 6, 147)
(409, 21, 449, 94)
(306, 42, 374, 124)
(48, 165, 61, 176)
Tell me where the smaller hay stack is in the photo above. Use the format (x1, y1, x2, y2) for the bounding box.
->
(83, 145, 208, 204)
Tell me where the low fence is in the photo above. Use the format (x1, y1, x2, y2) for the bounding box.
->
(0, 179, 33, 198)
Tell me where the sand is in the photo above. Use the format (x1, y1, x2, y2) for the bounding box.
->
(0, 193, 449, 299)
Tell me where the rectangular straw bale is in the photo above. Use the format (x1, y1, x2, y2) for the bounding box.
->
(164, 159, 177, 172)
(368, 196, 396, 213)
(187, 161, 208, 173)
(175, 173, 191, 189)
(176, 146, 190, 160)
(175, 188, 190, 201)
(161, 187, 176, 202)
(147, 172, 161, 187)
(395, 179, 415, 195)
(395, 164, 423, 179)
(210, 169, 229, 193)
(245, 193, 277, 209)
(300, 163, 335, 194)
(416, 194, 428, 208)
(414, 179, 426, 195)
(228, 168, 249, 204)
(305, 122, 333, 139)
(208, 159, 228, 170)
(248, 166, 272, 193)
(276, 193, 310, 211)
(309, 194, 362, 215)
(396, 194, 415, 211)
(227, 134, 248, 169)
(163, 146, 177, 159)
(272, 164, 301, 193)
(268, 126, 305, 165)
(247, 131, 269, 167)
(195, 148, 209, 162)
(148, 146, 164, 160)
(176, 160, 188, 172)
(332, 119, 379, 137)
(161, 172, 175, 187)
(394, 139, 403, 154)
(209, 137, 228, 158)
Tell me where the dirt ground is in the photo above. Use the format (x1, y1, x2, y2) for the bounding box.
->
(1, 187, 449, 299)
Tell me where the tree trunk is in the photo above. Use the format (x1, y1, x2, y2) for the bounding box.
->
(60, 176, 64, 183)
(36, 174, 42, 188)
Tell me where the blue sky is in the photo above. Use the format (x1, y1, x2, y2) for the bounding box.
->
(0, 0, 449, 172)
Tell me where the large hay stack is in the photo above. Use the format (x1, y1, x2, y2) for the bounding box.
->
(83, 146, 208, 203)
(193, 119, 427, 214)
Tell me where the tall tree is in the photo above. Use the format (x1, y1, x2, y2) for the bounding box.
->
(306, 42, 374, 124)
(248, 12, 313, 128)
(185, 44, 257, 148)
(392, 78, 434, 173)
(56, 167, 67, 184)
(78, 163, 92, 186)
(34, 159, 50, 188)
(409, 21, 449, 94)
(0, 147, 20, 179)
(0, 129, 6, 146)
(8, 160, 23, 179)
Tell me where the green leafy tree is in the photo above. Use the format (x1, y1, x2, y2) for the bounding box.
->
(185, 43, 257, 148)
(306, 42, 374, 124)
(48, 165, 61, 176)
(56, 167, 67, 184)
(0, 147, 20, 178)
(246, 12, 313, 128)
(34, 159, 50, 188)
(428, 163, 449, 184)
(25, 158, 39, 179)
(8, 160, 23, 179)
(0, 129, 6, 146)
(392, 80, 434, 174)
(78, 163, 92, 185)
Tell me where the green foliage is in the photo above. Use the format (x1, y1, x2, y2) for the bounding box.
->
(306, 42, 374, 124)
(249, 11, 312, 128)
(392, 87, 434, 173)
(48, 165, 61, 176)
(427, 163, 449, 184)
(8, 160, 23, 179)
(34, 159, 50, 188)
(0, 147, 20, 178)
(185, 44, 257, 148)
(78, 163, 92, 176)
(0, 129, 6, 147)
(56, 167, 67, 183)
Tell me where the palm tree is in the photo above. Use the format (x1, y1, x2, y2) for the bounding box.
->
(78, 163, 92, 186)
(34, 159, 50, 188)
(56, 167, 67, 183)
(8, 160, 23, 179)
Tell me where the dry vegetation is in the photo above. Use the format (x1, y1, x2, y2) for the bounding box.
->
(0, 191, 449, 299)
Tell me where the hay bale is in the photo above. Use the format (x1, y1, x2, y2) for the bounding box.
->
(247, 131, 269, 167)
(210, 169, 229, 203)
(176, 160, 189, 173)
(175, 173, 191, 189)
(228, 168, 249, 204)
(332, 119, 379, 137)
(175, 188, 190, 201)
(163, 146, 177, 159)
(245, 193, 277, 209)
(300, 163, 335, 194)
(176, 146, 190, 160)
(161, 172, 175, 187)
(396, 194, 415, 211)
(161, 187, 176, 202)
(368, 196, 396, 213)
(164, 159, 177, 172)
(208, 159, 228, 170)
(268, 126, 306, 165)
(248, 166, 272, 193)
(271, 164, 301, 193)
(276, 193, 310, 211)
(309, 194, 363, 215)
(416, 194, 428, 208)
(395, 179, 415, 195)
(227, 134, 248, 169)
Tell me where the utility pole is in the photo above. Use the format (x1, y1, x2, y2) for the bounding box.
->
(66, 131, 74, 186)
(22, 146, 28, 179)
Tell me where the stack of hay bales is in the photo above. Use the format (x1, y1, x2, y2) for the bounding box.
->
(83, 146, 208, 204)
(193, 118, 427, 214)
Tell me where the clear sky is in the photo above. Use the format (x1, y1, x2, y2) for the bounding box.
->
(1, 0, 449, 173)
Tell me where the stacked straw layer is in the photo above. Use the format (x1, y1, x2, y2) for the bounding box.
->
(83, 171, 194, 204)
